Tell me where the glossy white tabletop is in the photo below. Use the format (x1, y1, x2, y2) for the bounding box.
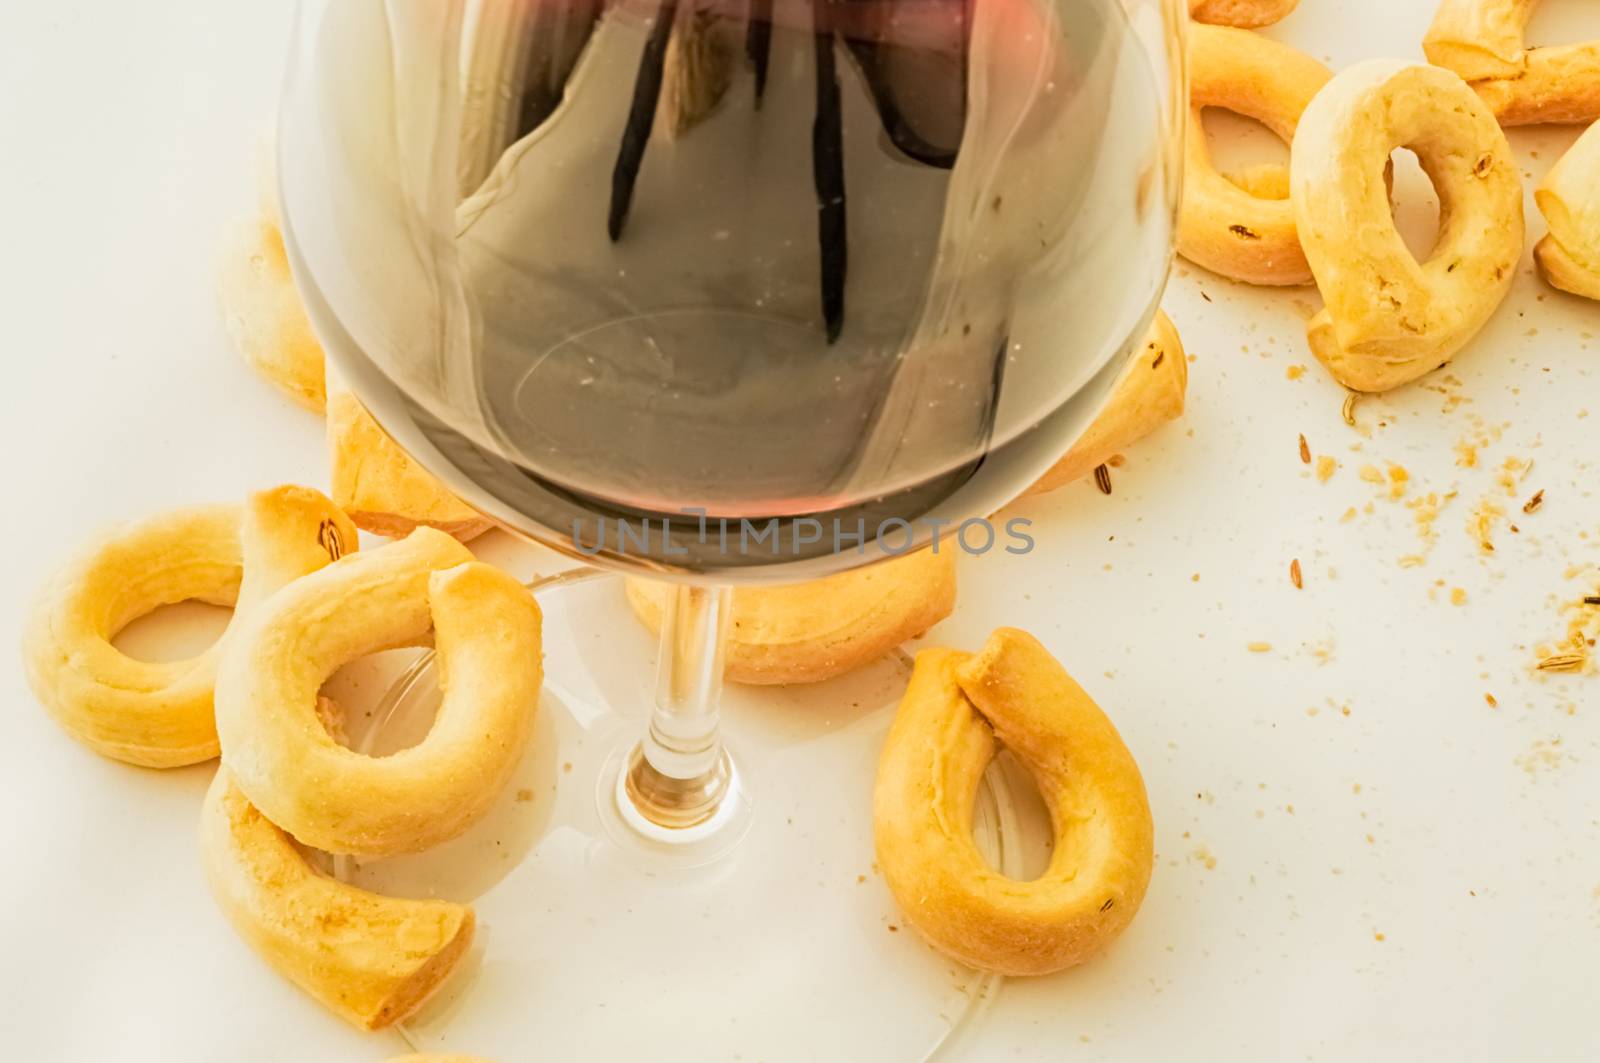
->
(2, 2, 1597, 1059)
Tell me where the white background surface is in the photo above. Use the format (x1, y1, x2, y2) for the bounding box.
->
(3, 1, 1599, 1060)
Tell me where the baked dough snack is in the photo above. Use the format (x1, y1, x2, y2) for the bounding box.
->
(216, 216, 327, 412)
(1534, 119, 1600, 301)
(326, 374, 494, 541)
(22, 486, 356, 768)
(625, 546, 956, 685)
(874, 629, 1154, 976)
(1188, 0, 1298, 28)
(1424, 0, 1600, 126)
(216, 528, 541, 856)
(201, 768, 474, 1030)
(1291, 60, 1523, 392)
(1024, 310, 1187, 496)
(1180, 25, 1332, 286)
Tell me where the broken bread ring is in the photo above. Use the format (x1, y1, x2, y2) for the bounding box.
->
(1182, 28, 1328, 284)
(216, 528, 542, 856)
(1534, 119, 1600, 301)
(1188, 0, 1297, 28)
(874, 628, 1154, 976)
(1290, 60, 1523, 392)
(201, 768, 474, 1030)
(1180, 25, 1332, 286)
(1024, 310, 1187, 497)
(1424, 0, 1600, 125)
(327, 372, 494, 541)
(626, 546, 956, 685)
(22, 486, 356, 768)
(217, 216, 327, 413)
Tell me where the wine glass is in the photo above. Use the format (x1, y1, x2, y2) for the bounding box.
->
(279, 0, 1182, 1056)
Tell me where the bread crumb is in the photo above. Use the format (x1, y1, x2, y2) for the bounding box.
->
(1316, 455, 1337, 482)
(1287, 364, 1307, 380)
(1450, 587, 1468, 606)
(1247, 641, 1272, 653)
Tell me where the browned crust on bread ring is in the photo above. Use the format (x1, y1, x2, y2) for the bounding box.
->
(1291, 60, 1524, 392)
(873, 629, 1154, 976)
(1189, 0, 1298, 29)
(1180, 25, 1332, 286)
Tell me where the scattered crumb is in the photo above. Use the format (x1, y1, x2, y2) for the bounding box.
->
(1247, 641, 1273, 653)
(1298, 434, 1311, 464)
(1516, 738, 1564, 776)
(1191, 845, 1218, 870)
(1522, 489, 1544, 514)
(1485, 693, 1498, 708)
(515, 789, 534, 803)
(1290, 559, 1303, 589)
(1287, 364, 1307, 380)
(1450, 587, 1468, 606)
(1316, 455, 1337, 482)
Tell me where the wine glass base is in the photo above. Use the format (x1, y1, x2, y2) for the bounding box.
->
(332, 571, 1035, 1061)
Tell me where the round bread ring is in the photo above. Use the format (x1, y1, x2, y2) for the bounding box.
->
(1180, 25, 1331, 286)
(625, 546, 956, 686)
(216, 527, 542, 856)
(22, 486, 356, 768)
(1290, 60, 1524, 393)
(873, 628, 1154, 976)
(201, 768, 474, 1030)
(1189, 0, 1298, 28)
(1534, 119, 1600, 301)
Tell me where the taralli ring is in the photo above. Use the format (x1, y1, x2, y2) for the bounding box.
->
(216, 527, 542, 856)
(1024, 310, 1187, 496)
(22, 486, 355, 768)
(1424, 0, 1600, 126)
(874, 628, 1154, 976)
(1291, 59, 1524, 392)
(1180, 25, 1332, 286)
(626, 546, 956, 685)
(1188, 0, 1298, 29)
(201, 769, 474, 1030)
(1534, 119, 1600, 301)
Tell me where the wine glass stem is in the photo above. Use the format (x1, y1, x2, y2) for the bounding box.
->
(623, 583, 737, 831)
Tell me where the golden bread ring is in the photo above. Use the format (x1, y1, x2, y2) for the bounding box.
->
(22, 487, 356, 768)
(1184, 27, 1331, 284)
(1425, 0, 1600, 125)
(1188, 0, 1298, 29)
(216, 528, 542, 856)
(874, 628, 1154, 976)
(1224, 162, 1291, 200)
(216, 217, 327, 413)
(1180, 25, 1332, 286)
(326, 374, 494, 542)
(201, 769, 474, 1030)
(1290, 60, 1524, 393)
(1534, 119, 1600, 300)
(626, 546, 956, 685)
(1024, 310, 1187, 497)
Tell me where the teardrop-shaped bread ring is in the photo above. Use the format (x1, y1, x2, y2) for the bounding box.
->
(1180, 25, 1331, 286)
(21, 486, 356, 768)
(1534, 119, 1600, 301)
(1290, 60, 1524, 393)
(625, 547, 956, 685)
(1189, 0, 1298, 28)
(1423, 0, 1600, 126)
(200, 768, 474, 1030)
(873, 629, 1154, 976)
(1024, 310, 1187, 497)
(216, 528, 542, 856)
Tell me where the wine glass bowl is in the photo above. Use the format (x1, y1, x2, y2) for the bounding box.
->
(278, 0, 1182, 1056)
